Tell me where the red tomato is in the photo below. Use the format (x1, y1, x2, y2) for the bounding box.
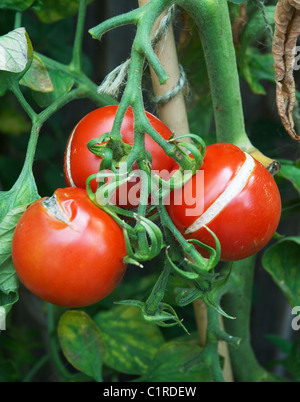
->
(166, 143, 281, 261)
(12, 187, 127, 307)
(64, 105, 175, 207)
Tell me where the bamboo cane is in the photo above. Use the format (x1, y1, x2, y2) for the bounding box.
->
(138, 0, 189, 137)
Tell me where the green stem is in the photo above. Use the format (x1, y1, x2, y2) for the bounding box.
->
(69, 0, 88, 73)
(134, 159, 152, 255)
(221, 256, 278, 382)
(14, 11, 22, 29)
(177, 0, 254, 152)
(38, 86, 86, 126)
(35, 52, 118, 107)
(89, 8, 141, 40)
(88, 0, 195, 171)
(10, 81, 37, 121)
(203, 306, 226, 382)
(146, 260, 172, 316)
(47, 303, 74, 380)
(23, 354, 50, 382)
(158, 202, 208, 268)
(24, 87, 85, 171)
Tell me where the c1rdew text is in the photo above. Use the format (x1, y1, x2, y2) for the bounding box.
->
(103, 385, 197, 398)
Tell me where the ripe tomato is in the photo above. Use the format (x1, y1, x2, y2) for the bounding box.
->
(64, 105, 175, 207)
(12, 187, 127, 307)
(166, 143, 281, 261)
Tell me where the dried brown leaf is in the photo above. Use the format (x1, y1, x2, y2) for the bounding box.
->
(273, 0, 300, 140)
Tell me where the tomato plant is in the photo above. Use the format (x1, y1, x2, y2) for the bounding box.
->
(166, 143, 282, 261)
(64, 105, 175, 206)
(12, 187, 127, 307)
(0, 0, 299, 385)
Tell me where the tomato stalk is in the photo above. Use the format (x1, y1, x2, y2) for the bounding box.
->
(176, 0, 278, 171)
(10, 80, 87, 185)
(68, 0, 87, 74)
(137, 0, 234, 380)
(87, 0, 232, 337)
(170, 0, 281, 381)
(89, 1, 198, 173)
(221, 256, 280, 382)
(176, 0, 251, 150)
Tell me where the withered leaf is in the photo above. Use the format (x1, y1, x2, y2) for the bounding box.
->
(273, 0, 300, 140)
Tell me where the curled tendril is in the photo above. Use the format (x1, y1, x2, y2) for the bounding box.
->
(123, 213, 165, 264)
(87, 135, 133, 174)
(115, 299, 189, 334)
(187, 225, 221, 271)
(165, 247, 203, 281)
(87, 134, 111, 157)
(175, 287, 206, 307)
(173, 261, 234, 319)
(164, 224, 221, 278)
(175, 287, 234, 320)
(169, 133, 207, 170)
(150, 133, 207, 201)
(86, 170, 135, 206)
(150, 169, 193, 202)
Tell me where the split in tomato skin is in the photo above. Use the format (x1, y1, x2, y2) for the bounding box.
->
(166, 143, 282, 262)
(12, 187, 127, 307)
(64, 105, 175, 207)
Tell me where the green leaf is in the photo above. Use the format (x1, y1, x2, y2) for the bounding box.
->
(0, 28, 32, 74)
(0, 0, 35, 12)
(237, 5, 276, 95)
(58, 310, 105, 382)
(0, 101, 31, 136)
(266, 336, 300, 381)
(0, 360, 20, 382)
(33, 0, 93, 23)
(281, 199, 300, 220)
(239, 6, 275, 53)
(277, 159, 300, 195)
(0, 169, 39, 312)
(0, 28, 33, 95)
(0, 204, 28, 314)
(20, 53, 54, 93)
(239, 49, 275, 95)
(227, 0, 248, 4)
(262, 237, 300, 307)
(93, 305, 165, 375)
(0, 169, 39, 224)
(32, 69, 74, 107)
(142, 341, 214, 382)
(266, 334, 294, 355)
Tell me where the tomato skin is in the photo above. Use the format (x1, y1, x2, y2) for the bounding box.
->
(12, 187, 127, 307)
(166, 143, 282, 261)
(64, 105, 174, 207)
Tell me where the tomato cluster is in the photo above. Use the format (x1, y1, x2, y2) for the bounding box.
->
(11, 106, 282, 308)
(11, 106, 175, 307)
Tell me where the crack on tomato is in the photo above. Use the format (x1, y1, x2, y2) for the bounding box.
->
(42, 194, 71, 225)
(185, 152, 256, 234)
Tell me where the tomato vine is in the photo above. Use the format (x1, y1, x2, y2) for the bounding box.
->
(0, 0, 299, 383)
